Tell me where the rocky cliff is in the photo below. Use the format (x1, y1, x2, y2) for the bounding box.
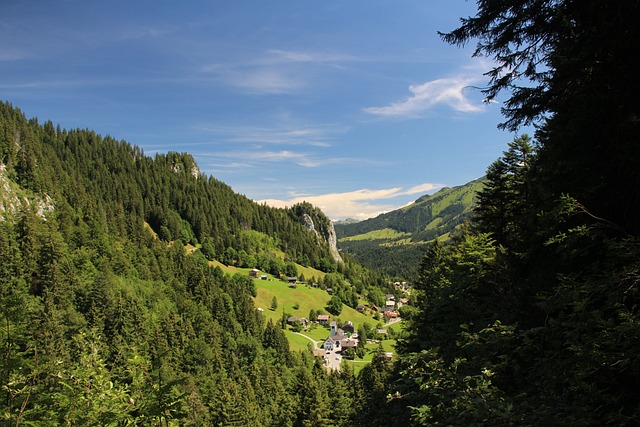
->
(0, 164, 54, 221)
(301, 212, 343, 264)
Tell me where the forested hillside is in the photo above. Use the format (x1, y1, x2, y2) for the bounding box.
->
(0, 101, 389, 425)
(3, 0, 640, 425)
(372, 1, 640, 425)
(335, 179, 482, 281)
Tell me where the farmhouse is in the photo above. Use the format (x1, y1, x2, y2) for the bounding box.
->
(317, 314, 330, 324)
(340, 339, 357, 351)
(341, 321, 354, 333)
(249, 268, 260, 278)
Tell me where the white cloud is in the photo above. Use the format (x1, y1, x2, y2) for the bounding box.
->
(201, 149, 353, 169)
(258, 183, 444, 220)
(202, 65, 304, 94)
(364, 76, 485, 118)
(200, 48, 357, 94)
(264, 49, 357, 64)
(199, 123, 347, 147)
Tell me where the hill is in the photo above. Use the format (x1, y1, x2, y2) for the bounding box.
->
(0, 101, 393, 425)
(335, 178, 484, 281)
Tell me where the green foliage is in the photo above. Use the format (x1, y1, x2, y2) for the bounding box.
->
(336, 179, 483, 281)
(387, 141, 640, 424)
(51, 330, 136, 426)
(353, 1, 640, 423)
(0, 101, 391, 426)
(474, 134, 535, 248)
(402, 350, 514, 426)
(326, 295, 343, 316)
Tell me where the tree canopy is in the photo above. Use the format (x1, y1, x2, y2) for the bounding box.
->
(377, 1, 640, 424)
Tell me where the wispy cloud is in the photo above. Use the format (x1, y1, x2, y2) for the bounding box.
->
(258, 182, 444, 220)
(200, 48, 357, 94)
(202, 149, 353, 169)
(264, 49, 358, 64)
(364, 75, 485, 118)
(199, 123, 348, 147)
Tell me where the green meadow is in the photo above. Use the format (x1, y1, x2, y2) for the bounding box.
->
(338, 227, 410, 242)
(344, 339, 397, 375)
(253, 276, 383, 333)
(212, 262, 401, 373)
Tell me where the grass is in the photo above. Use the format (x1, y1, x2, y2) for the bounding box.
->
(253, 276, 381, 332)
(303, 324, 333, 341)
(339, 228, 410, 242)
(284, 330, 318, 353)
(207, 259, 395, 367)
(344, 339, 397, 374)
(254, 279, 331, 322)
(424, 217, 443, 231)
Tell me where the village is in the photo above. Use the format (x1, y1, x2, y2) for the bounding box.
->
(249, 268, 408, 372)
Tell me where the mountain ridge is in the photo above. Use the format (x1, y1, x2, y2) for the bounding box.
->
(335, 178, 484, 280)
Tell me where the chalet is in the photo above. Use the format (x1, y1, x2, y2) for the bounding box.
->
(317, 314, 330, 325)
(385, 300, 395, 309)
(341, 321, 354, 333)
(385, 294, 395, 301)
(330, 321, 338, 335)
(400, 297, 409, 304)
(356, 304, 365, 313)
(340, 339, 358, 351)
(371, 305, 379, 312)
(383, 311, 398, 319)
(287, 316, 299, 324)
(249, 268, 260, 278)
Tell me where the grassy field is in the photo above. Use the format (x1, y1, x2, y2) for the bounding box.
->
(338, 228, 410, 242)
(253, 277, 382, 333)
(207, 261, 387, 333)
(284, 330, 317, 353)
(208, 260, 400, 374)
(344, 339, 397, 374)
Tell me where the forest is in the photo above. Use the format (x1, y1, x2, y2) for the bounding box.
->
(0, 98, 392, 425)
(3, 0, 640, 425)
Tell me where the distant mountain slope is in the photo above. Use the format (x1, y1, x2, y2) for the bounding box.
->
(335, 178, 484, 281)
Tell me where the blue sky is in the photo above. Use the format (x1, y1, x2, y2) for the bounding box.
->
(1, 0, 522, 220)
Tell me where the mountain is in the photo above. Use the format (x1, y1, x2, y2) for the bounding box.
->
(335, 178, 484, 281)
(333, 218, 361, 225)
(0, 101, 393, 425)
